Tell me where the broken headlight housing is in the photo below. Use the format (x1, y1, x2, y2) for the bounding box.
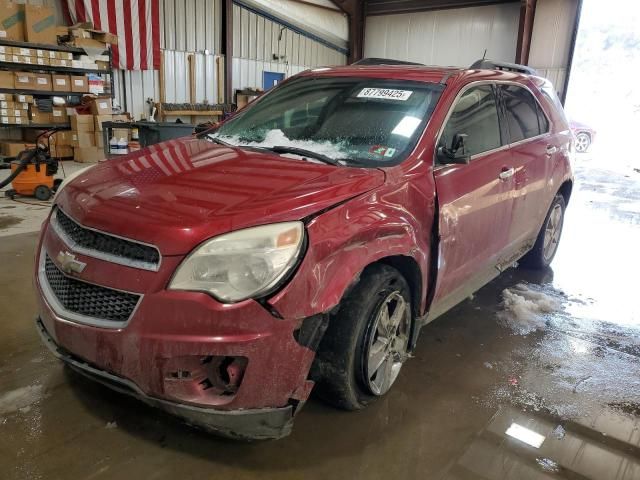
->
(169, 222, 305, 303)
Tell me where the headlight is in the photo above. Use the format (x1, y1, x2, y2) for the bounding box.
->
(53, 164, 96, 202)
(169, 222, 305, 303)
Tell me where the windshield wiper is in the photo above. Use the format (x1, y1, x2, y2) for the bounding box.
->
(207, 135, 233, 146)
(267, 145, 342, 166)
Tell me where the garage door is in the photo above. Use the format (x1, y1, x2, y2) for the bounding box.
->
(364, 3, 521, 67)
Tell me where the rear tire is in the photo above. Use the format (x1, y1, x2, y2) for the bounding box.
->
(521, 194, 566, 269)
(313, 264, 412, 410)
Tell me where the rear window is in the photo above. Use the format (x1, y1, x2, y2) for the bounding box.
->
(501, 85, 546, 142)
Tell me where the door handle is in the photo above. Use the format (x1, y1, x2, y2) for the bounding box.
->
(546, 145, 558, 155)
(499, 167, 515, 180)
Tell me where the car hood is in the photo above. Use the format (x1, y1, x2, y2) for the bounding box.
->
(55, 137, 385, 255)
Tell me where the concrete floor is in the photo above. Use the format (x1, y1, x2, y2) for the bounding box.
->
(1, 153, 639, 479)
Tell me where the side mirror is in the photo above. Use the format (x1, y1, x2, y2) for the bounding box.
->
(437, 133, 470, 164)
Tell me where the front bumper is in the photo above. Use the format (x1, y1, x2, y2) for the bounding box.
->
(36, 318, 295, 440)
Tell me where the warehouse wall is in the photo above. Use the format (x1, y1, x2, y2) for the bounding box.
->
(113, 0, 347, 119)
(231, 2, 348, 92)
(364, 3, 521, 67)
(113, 0, 223, 121)
(528, 0, 580, 98)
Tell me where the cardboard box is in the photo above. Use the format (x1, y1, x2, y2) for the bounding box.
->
(0, 45, 13, 54)
(94, 131, 104, 148)
(29, 106, 51, 124)
(71, 131, 95, 147)
(70, 75, 89, 93)
(92, 31, 118, 44)
(0, 71, 14, 88)
(17, 47, 35, 56)
(51, 130, 74, 146)
(112, 128, 130, 141)
(25, 4, 57, 44)
(73, 37, 107, 50)
(59, 51, 73, 61)
(70, 114, 94, 132)
(50, 144, 73, 158)
(51, 107, 68, 124)
(74, 146, 104, 163)
(90, 98, 112, 115)
(33, 73, 52, 91)
(50, 145, 73, 158)
(96, 60, 110, 71)
(35, 57, 50, 66)
(14, 72, 37, 89)
(1, 141, 34, 157)
(0, 93, 8, 100)
(0, 116, 24, 124)
(0, 1, 25, 41)
(52, 74, 71, 92)
(21, 55, 33, 64)
(14, 94, 33, 103)
(94, 114, 112, 131)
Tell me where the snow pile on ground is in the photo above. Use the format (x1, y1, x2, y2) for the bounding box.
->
(0, 385, 44, 415)
(219, 129, 352, 161)
(498, 283, 565, 335)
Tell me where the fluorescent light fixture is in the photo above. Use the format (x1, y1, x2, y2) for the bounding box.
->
(392, 116, 421, 138)
(505, 423, 546, 448)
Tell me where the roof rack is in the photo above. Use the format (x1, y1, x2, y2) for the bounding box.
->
(352, 57, 424, 66)
(469, 59, 538, 76)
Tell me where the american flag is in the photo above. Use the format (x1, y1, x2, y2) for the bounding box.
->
(62, 0, 160, 70)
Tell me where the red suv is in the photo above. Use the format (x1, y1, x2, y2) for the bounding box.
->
(35, 59, 573, 440)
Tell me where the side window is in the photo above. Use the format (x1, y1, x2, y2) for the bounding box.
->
(501, 85, 544, 142)
(536, 102, 550, 134)
(440, 84, 502, 158)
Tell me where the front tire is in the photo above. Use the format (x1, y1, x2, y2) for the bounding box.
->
(313, 264, 412, 410)
(521, 194, 566, 269)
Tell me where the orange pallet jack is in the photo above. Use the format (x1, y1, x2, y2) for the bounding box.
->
(1, 130, 62, 201)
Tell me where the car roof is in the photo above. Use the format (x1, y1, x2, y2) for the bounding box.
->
(296, 64, 543, 87)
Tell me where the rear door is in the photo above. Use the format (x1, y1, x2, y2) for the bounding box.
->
(430, 83, 515, 318)
(499, 83, 555, 251)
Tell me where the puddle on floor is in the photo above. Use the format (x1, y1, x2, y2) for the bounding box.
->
(0, 214, 22, 230)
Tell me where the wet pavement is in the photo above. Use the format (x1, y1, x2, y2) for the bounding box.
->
(1, 153, 639, 479)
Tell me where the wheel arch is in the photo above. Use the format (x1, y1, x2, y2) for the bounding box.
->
(558, 179, 573, 206)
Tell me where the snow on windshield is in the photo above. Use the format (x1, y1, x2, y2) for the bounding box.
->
(215, 129, 353, 160)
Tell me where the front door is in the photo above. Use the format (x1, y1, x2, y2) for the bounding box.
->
(429, 83, 515, 319)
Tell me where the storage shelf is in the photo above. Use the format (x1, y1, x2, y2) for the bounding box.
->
(0, 88, 85, 96)
(0, 123, 70, 129)
(0, 61, 108, 75)
(0, 39, 87, 54)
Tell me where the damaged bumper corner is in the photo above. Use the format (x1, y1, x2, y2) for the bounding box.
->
(36, 318, 295, 440)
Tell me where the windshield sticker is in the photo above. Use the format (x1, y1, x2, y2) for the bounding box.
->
(369, 145, 397, 157)
(357, 88, 413, 101)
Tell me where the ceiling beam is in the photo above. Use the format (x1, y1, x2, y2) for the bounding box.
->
(366, 0, 517, 16)
(332, 0, 365, 63)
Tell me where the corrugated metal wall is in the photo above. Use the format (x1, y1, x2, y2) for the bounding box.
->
(114, 0, 223, 120)
(528, 0, 579, 97)
(364, 4, 521, 67)
(231, 3, 347, 91)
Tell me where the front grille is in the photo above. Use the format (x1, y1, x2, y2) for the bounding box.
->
(54, 208, 160, 268)
(44, 255, 140, 323)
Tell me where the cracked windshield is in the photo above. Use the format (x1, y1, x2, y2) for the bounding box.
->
(211, 77, 444, 166)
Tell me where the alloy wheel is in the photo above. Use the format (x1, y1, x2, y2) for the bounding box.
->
(364, 291, 410, 396)
(575, 133, 590, 153)
(543, 204, 563, 262)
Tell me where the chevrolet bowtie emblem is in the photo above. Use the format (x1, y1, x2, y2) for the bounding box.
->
(57, 251, 86, 274)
